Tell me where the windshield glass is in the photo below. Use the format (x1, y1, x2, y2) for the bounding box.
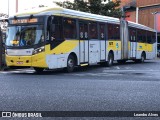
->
(6, 25, 44, 46)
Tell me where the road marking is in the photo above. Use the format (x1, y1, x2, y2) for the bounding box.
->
(114, 66, 120, 69)
(103, 70, 160, 72)
(1, 68, 160, 79)
(0, 69, 35, 74)
(66, 72, 123, 77)
(1, 69, 160, 74)
(125, 67, 131, 69)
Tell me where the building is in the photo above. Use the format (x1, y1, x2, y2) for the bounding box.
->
(121, 0, 160, 54)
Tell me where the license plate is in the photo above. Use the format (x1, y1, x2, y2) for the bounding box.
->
(17, 61, 23, 64)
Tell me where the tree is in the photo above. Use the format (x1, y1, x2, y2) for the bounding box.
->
(55, 0, 121, 18)
(0, 13, 8, 32)
(55, 0, 89, 12)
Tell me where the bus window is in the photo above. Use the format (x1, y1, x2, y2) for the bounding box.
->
(79, 23, 84, 39)
(63, 18, 76, 39)
(142, 30, 147, 43)
(147, 31, 152, 44)
(129, 28, 136, 42)
(108, 24, 120, 40)
(137, 29, 146, 43)
(137, 29, 142, 42)
(89, 22, 97, 39)
(152, 32, 156, 43)
(99, 24, 105, 40)
(6, 25, 44, 46)
(108, 24, 113, 40)
(114, 25, 120, 40)
(79, 22, 88, 40)
(84, 24, 88, 40)
(52, 16, 63, 41)
(158, 34, 160, 43)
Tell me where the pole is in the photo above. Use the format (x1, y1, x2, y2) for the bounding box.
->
(153, 12, 158, 58)
(154, 12, 158, 30)
(136, 7, 139, 23)
(16, 0, 18, 13)
(8, 0, 9, 16)
(0, 27, 2, 70)
(121, 7, 125, 19)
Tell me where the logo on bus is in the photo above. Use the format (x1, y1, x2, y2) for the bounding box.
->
(116, 43, 119, 48)
(139, 46, 142, 49)
(109, 42, 113, 46)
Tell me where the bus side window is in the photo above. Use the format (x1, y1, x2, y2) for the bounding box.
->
(137, 29, 144, 43)
(84, 24, 88, 40)
(130, 28, 136, 42)
(89, 22, 97, 39)
(152, 32, 156, 43)
(63, 18, 76, 39)
(114, 25, 120, 40)
(79, 23, 84, 39)
(108, 24, 119, 40)
(147, 31, 152, 44)
(99, 24, 105, 40)
(142, 30, 147, 43)
(108, 24, 113, 40)
(52, 16, 63, 41)
(79, 22, 88, 40)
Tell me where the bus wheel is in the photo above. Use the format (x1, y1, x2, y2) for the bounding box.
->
(107, 53, 114, 67)
(65, 55, 75, 73)
(34, 67, 44, 73)
(117, 60, 126, 64)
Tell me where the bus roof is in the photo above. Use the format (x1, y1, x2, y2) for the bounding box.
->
(128, 21, 155, 32)
(14, 7, 120, 24)
(13, 7, 155, 32)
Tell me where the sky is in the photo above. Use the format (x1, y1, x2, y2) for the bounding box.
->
(0, 0, 73, 16)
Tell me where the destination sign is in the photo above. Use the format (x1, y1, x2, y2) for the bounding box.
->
(11, 18, 38, 24)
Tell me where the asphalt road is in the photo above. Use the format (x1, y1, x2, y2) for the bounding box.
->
(0, 59, 160, 120)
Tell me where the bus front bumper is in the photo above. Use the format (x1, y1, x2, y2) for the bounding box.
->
(6, 54, 48, 68)
(6, 55, 32, 67)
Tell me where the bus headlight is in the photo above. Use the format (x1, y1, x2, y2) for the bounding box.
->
(33, 46, 45, 55)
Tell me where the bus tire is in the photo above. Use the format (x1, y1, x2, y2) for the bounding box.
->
(34, 67, 44, 73)
(107, 52, 114, 67)
(65, 55, 75, 73)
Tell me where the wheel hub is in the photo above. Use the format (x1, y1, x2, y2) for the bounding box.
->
(68, 59, 74, 68)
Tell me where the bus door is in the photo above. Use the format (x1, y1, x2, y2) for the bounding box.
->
(99, 23, 106, 60)
(88, 22, 100, 64)
(79, 22, 89, 63)
(130, 29, 137, 58)
(120, 20, 129, 59)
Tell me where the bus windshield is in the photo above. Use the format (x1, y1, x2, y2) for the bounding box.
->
(6, 25, 44, 46)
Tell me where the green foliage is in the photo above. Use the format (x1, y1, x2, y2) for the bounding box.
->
(0, 13, 8, 31)
(55, 0, 121, 18)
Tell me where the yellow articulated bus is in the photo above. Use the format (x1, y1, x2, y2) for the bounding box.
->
(5, 7, 156, 72)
